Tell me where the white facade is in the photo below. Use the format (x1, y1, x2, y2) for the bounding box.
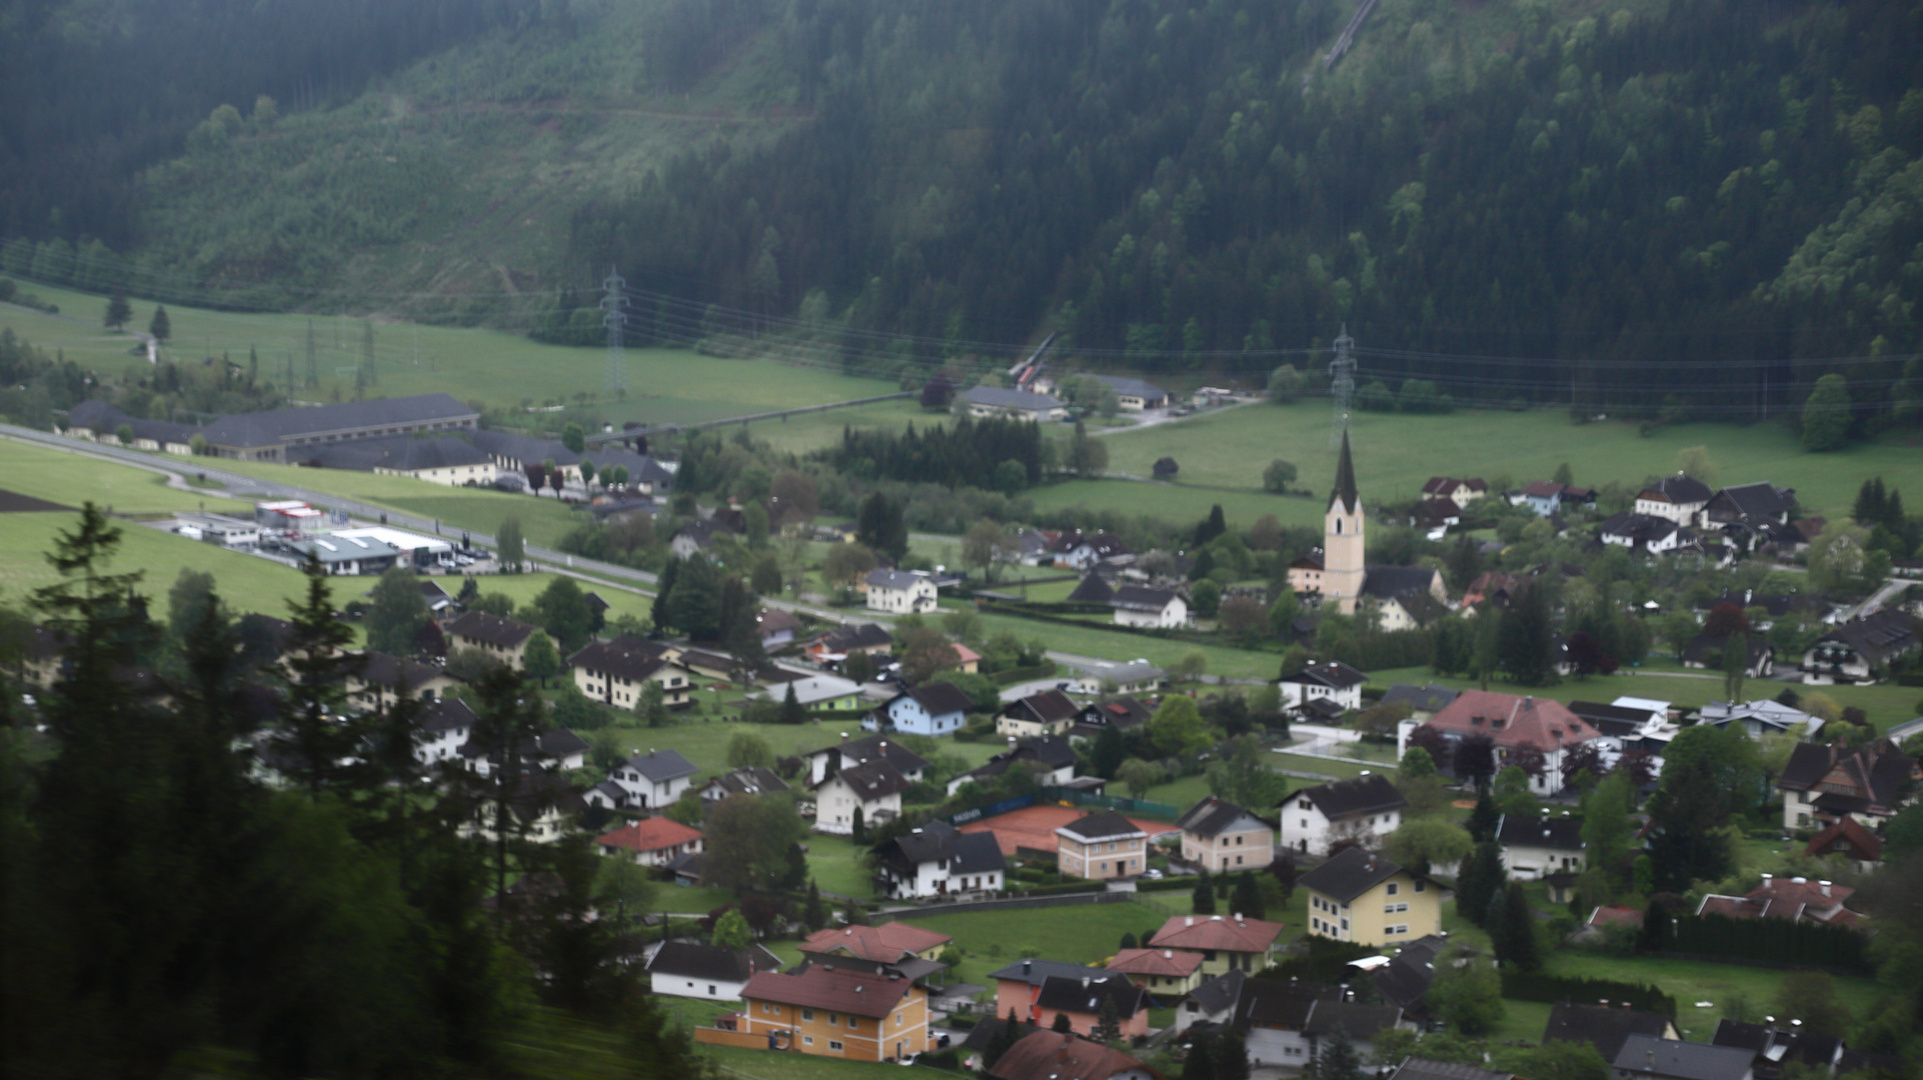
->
(866, 576, 938, 614)
(814, 773, 901, 836)
(651, 967, 751, 1001)
(1277, 792, 1401, 856)
(1279, 680, 1363, 713)
(1114, 595, 1188, 629)
(612, 766, 694, 810)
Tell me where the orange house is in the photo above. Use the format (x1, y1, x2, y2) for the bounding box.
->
(738, 964, 933, 1063)
(1029, 973, 1152, 1042)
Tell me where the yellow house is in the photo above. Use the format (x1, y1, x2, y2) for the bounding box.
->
(737, 964, 933, 1063)
(1107, 947, 1206, 996)
(1297, 847, 1443, 947)
(1147, 913, 1285, 976)
(568, 638, 695, 709)
(444, 611, 537, 671)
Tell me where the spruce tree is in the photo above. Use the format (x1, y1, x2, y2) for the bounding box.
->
(148, 304, 170, 342)
(1466, 787, 1501, 840)
(103, 292, 131, 330)
(1181, 1033, 1217, 1080)
(1192, 870, 1217, 915)
(1214, 1031, 1252, 1080)
(1052, 1011, 1074, 1033)
(279, 555, 362, 798)
(1456, 841, 1507, 928)
(1489, 881, 1542, 971)
(804, 880, 827, 931)
(1091, 994, 1122, 1043)
(1308, 1027, 1359, 1080)
(1232, 870, 1265, 920)
(984, 1010, 1022, 1069)
(651, 557, 679, 631)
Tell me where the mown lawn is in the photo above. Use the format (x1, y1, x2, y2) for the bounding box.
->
(1536, 952, 1883, 1042)
(0, 437, 254, 516)
(973, 610, 1283, 680)
(894, 900, 1174, 995)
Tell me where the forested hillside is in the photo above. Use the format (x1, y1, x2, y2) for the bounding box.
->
(4, 0, 1922, 417)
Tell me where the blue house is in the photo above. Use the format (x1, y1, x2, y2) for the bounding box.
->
(864, 681, 976, 736)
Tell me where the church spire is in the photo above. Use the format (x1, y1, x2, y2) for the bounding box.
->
(1330, 428, 1359, 514)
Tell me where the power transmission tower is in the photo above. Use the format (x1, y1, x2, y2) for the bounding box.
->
(304, 319, 318, 387)
(1329, 323, 1357, 447)
(601, 266, 630, 394)
(362, 319, 377, 386)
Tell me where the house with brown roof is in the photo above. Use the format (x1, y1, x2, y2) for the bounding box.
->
(1777, 737, 1916, 831)
(568, 636, 696, 709)
(1175, 795, 1274, 873)
(1413, 690, 1603, 796)
(345, 651, 462, 710)
(1147, 912, 1286, 975)
(801, 922, 953, 964)
(1635, 475, 1714, 526)
(802, 733, 928, 786)
(1801, 610, 1921, 685)
(1073, 696, 1154, 739)
(595, 817, 704, 867)
(1107, 948, 1205, 996)
(444, 611, 538, 671)
(987, 1030, 1162, 1080)
(1695, 873, 1863, 929)
(736, 963, 933, 1062)
(1805, 817, 1882, 873)
(1277, 773, 1407, 856)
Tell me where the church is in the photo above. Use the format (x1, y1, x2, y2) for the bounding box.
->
(1286, 431, 1449, 631)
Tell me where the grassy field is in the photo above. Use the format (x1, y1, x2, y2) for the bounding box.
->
(974, 610, 1283, 681)
(894, 899, 1178, 993)
(1043, 399, 1923, 531)
(0, 437, 254, 516)
(1536, 952, 1883, 1041)
(2, 279, 899, 437)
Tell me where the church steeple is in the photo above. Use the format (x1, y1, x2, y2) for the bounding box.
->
(1330, 428, 1360, 514)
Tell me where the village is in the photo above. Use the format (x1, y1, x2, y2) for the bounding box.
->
(16, 384, 1921, 1080)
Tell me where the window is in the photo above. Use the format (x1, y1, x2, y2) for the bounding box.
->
(897, 1013, 905, 1026)
(848, 1019, 860, 1031)
(1413, 880, 1426, 893)
(802, 1009, 814, 1021)
(708, 985, 717, 995)
(1386, 882, 1399, 896)
(829, 1014, 838, 1026)
(829, 1041, 844, 1052)
(803, 1036, 815, 1047)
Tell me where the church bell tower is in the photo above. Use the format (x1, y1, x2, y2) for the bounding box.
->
(1323, 430, 1366, 614)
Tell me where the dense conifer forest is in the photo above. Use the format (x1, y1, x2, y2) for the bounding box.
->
(2, 0, 1922, 414)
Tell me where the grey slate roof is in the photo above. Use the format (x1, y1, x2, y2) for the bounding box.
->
(1282, 660, 1369, 690)
(1066, 573, 1116, 604)
(1373, 934, 1447, 1013)
(877, 819, 1008, 879)
(1706, 483, 1797, 523)
(865, 568, 928, 591)
(1093, 374, 1167, 401)
(1543, 1003, 1674, 1063)
(1641, 475, 1714, 504)
(420, 696, 478, 734)
(201, 393, 477, 449)
(1304, 1001, 1402, 1040)
(1110, 585, 1180, 612)
(1184, 969, 1246, 1016)
(1381, 684, 1460, 714)
(807, 733, 929, 777)
(1057, 810, 1146, 841)
(1175, 796, 1265, 839)
(905, 681, 975, 716)
(647, 941, 783, 983)
(963, 385, 1063, 411)
(1298, 847, 1410, 903)
(445, 611, 536, 649)
(623, 748, 698, 782)
(1362, 565, 1440, 600)
(989, 958, 1114, 988)
(1285, 774, 1407, 819)
(68, 399, 200, 445)
(1005, 689, 1080, 726)
(1814, 609, 1920, 665)
(1034, 973, 1148, 1018)
(701, 766, 789, 797)
(1614, 1035, 1756, 1080)
(1496, 813, 1584, 851)
(822, 757, 911, 801)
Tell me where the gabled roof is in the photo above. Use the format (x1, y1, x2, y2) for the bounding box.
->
(755, 608, 801, 634)
(1067, 574, 1115, 604)
(1496, 813, 1584, 851)
(1034, 972, 1150, 1019)
(1614, 1035, 1755, 1080)
(200, 393, 477, 449)
(1567, 700, 1658, 736)
(622, 748, 698, 782)
(1057, 810, 1147, 842)
(1235, 978, 1338, 1028)
(801, 921, 951, 962)
(1373, 934, 1447, 1012)
(353, 651, 448, 691)
(1298, 847, 1418, 904)
(865, 568, 930, 591)
(964, 385, 1063, 411)
(1093, 374, 1167, 400)
(819, 623, 894, 651)
(1184, 969, 1246, 1015)
(700, 766, 790, 798)
(1422, 477, 1488, 497)
(957, 736, 1080, 788)
(1175, 796, 1268, 839)
(903, 680, 975, 716)
(1079, 696, 1154, 731)
(1544, 1003, 1674, 1063)
(1284, 773, 1407, 819)
(444, 610, 536, 649)
(1282, 659, 1369, 690)
(877, 820, 1008, 878)
(821, 757, 912, 802)
(1361, 565, 1440, 601)
(1305, 1001, 1403, 1040)
(647, 941, 782, 983)
(1706, 482, 1797, 522)
(420, 696, 478, 734)
(1422, 690, 1600, 754)
(1110, 585, 1181, 613)
(595, 817, 703, 853)
(806, 733, 929, 776)
(1108, 947, 1203, 979)
(1008, 689, 1080, 725)
(988, 1031, 1154, 1080)
(1148, 913, 1285, 954)
(1639, 475, 1714, 505)
(1712, 1020, 1842, 1073)
(1806, 817, 1881, 862)
(989, 958, 1113, 988)
(1381, 684, 1460, 714)
(567, 639, 683, 682)
(740, 963, 918, 1019)
(1815, 609, 1921, 664)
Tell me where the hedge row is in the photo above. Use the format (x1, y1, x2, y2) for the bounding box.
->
(1134, 876, 1199, 893)
(1500, 972, 1676, 1016)
(1016, 881, 1107, 897)
(1659, 913, 1871, 974)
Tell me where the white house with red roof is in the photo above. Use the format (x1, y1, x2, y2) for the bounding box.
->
(1411, 690, 1602, 795)
(594, 817, 704, 867)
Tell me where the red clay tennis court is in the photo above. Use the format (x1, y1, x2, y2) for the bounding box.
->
(958, 803, 1179, 857)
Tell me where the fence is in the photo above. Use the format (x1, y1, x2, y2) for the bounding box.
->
(1042, 787, 1181, 821)
(876, 890, 1137, 920)
(944, 793, 1038, 826)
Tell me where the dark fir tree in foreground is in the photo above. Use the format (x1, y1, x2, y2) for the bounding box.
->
(0, 504, 706, 1077)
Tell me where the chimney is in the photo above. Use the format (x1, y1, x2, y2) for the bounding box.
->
(1185, 917, 1194, 927)
(1760, 873, 1772, 881)
(1819, 880, 1831, 896)
(1359, 769, 1371, 776)
(1211, 915, 1223, 922)
(1164, 950, 1173, 959)
(1082, 977, 1090, 988)
(841, 731, 850, 742)
(1646, 1050, 1655, 1070)
(1023, 959, 1032, 974)
(1792, 876, 1807, 885)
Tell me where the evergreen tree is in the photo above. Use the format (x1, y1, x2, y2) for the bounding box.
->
(1802, 375, 1852, 452)
(856, 491, 909, 561)
(104, 292, 131, 330)
(1192, 870, 1217, 915)
(1497, 582, 1556, 685)
(666, 555, 723, 640)
(532, 575, 595, 652)
(1051, 1011, 1074, 1033)
(1195, 504, 1227, 545)
(1456, 841, 1507, 928)
(1308, 1027, 1359, 1080)
(1181, 1033, 1217, 1080)
(279, 554, 363, 798)
(1119, 932, 1137, 950)
(1090, 724, 1129, 779)
(365, 565, 431, 655)
(651, 557, 679, 632)
(495, 516, 525, 574)
(470, 663, 551, 926)
(1215, 1031, 1252, 1080)
(1232, 870, 1265, 920)
(1645, 755, 1733, 892)
(751, 552, 783, 595)
(1091, 994, 1122, 1043)
(852, 806, 866, 844)
(1854, 477, 1887, 525)
(637, 679, 670, 728)
(1488, 881, 1542, 971)
(521, 631, 560, 688)
(803, 880, 827, 932)
(148, 304, 171, 343)
(984, 1010, 1023, 1069)
(780, 682, 807, 725)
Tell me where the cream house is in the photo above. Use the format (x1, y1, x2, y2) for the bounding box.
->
(1056, 811, 1148, 880)
(1298, 848, 1443, 947)
(1175, 795, 1274, 873)
(864, 569, 938, 614)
